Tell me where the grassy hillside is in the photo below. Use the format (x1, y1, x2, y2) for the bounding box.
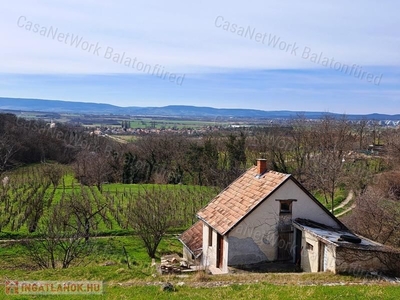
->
(0, 164, 218, 238)
(1, 235, 398, 299)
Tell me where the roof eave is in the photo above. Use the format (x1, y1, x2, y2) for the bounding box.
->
(292, 220, 339, 247)
(178, 238, 203, 258)
(289, 176, 349, 230)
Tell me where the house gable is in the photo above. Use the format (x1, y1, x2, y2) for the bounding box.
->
(227, 178, 344, 265)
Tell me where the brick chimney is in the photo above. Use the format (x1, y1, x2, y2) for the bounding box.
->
(257, 159, 267, 175)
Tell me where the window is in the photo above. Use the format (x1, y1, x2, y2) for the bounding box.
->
(277, 199, 296, 214)
(208, 226, 213, 247)
(280, 202, 291, 213)
(306, 242, 314, 251)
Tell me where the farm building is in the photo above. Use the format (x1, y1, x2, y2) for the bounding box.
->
(179, 159, 394, 274)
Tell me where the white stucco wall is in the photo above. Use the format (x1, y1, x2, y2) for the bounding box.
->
(222, 235, 229, 273)
(228, 178, 341, 266)
(300, 231, 336, 273)
(285, 180, 340, 228)
(301, 231, 320, 272)
(201, 222, 229, 273)
(202, 223, 216, 267)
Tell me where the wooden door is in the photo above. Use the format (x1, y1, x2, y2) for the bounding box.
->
(216, 234, 223, 269)
(278, 232, 293, 261)
(295, 229, 302, 265)
(319, 242, 328, 271)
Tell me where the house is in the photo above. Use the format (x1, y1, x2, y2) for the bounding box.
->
(179, 159, 393, 274)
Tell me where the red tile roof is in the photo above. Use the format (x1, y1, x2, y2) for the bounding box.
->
(197, 167, 290, 235)
(179, 220, 203, 258)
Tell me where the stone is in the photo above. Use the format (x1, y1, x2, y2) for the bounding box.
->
(101, 261, 116, 266)
(162, 282, 174, 292)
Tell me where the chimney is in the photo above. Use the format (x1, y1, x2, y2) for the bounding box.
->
(257, 159, 267, 175)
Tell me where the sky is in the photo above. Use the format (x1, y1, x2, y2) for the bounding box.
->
(0, 0, 399, 114)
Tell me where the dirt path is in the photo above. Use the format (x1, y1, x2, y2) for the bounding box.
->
(334, 190, 354, 211)
(335, 204, 356, 218)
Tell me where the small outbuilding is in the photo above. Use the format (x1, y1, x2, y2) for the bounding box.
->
(179, 159, 395, 275)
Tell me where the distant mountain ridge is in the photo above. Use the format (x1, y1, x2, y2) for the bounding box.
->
(1, 97, 400, 120)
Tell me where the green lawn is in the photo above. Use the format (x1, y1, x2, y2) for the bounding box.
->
(1, 235, 399, 299)
(313, 187, 348, 211)
(1, 279, 399, 299)
(0, 235, 181, 283)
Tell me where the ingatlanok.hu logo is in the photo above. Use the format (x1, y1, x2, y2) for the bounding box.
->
(5, 280, 103, 295)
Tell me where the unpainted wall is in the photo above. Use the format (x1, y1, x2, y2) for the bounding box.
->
(335, 248, 389, 275)
(182, 247, 201, 266)
(301, 231, 320, 272)
(300, 231, 336, 273)
(228, 179, 341, 266)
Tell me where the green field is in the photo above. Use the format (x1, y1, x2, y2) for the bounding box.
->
(0, 165, 218, 238)
(128, 118, 221, 129)
(1, 235, 399, 299)
(1, 165, 399, 299)
(1, 283, 398, 300)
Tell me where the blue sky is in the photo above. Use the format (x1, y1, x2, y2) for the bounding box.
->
(1, 1, 399, 114)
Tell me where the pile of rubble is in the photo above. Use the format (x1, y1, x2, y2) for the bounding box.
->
(159, 254, 191, 274)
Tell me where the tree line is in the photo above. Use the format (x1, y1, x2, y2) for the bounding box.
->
(2, 113, 400, 196)
(2, 112, 400, 271)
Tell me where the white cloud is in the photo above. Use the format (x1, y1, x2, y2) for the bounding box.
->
(1, 0, 399, 74)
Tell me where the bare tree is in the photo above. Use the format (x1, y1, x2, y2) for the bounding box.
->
(354, 118, 368, 150)
(66, 186, 109, 242)
(0, 134, 19, 174)
(134, 135, 189, 184)
(124, 186, 178, 258)
(23, 201, 95, 269)
(307, 116, 353, 212)
(376, 250, 400, 276)
(185, 137, 219, 186)
(383, 128, 400, 168)
(26, 179, 52, 233)
(73, 150, 113, 192)
(42, 163, 64, 190)
(288, 116, 313, 182)
(343, 186, 400, 247)
(343, 158, 375, 195)
(0, 176, 15, 232)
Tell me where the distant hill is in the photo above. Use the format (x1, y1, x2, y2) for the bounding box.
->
(1, 97, 400, 120)
(0, 97, 121, 114)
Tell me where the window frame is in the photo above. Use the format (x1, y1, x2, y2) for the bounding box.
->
(276, 199, 297, 215)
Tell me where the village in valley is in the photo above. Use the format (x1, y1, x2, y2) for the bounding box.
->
(1, 108, 400, 298)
